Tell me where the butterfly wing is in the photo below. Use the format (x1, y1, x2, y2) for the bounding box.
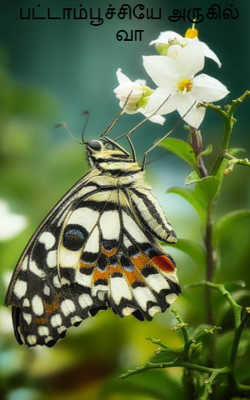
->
(5, 169, 106, 347)
(89, 187, 180, 321)
(128, 185, 178, 244)
(6, 171, 180, 347)
(57, 185, 180, 322)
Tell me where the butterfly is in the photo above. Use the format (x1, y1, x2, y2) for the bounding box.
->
(5, 113, 181, 347)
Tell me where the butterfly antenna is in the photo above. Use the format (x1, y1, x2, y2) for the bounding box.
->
(55, 122, 84, 144)
(80, 110, 89, 144)
(100, 91, 133, 138)
(114, 94, 172, 142)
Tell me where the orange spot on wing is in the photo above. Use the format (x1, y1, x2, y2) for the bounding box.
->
(110, 263, 123, 276)
(123, 268, 143, 285)
(101, 247, 117, 257)
(35, 317, 48, 325)
(44, 299, 59, 315)
(79, 260, 95, 269)
(93, 266, 109, 282)
(131, 253, 149, 270)
(152, 256, 175, 273)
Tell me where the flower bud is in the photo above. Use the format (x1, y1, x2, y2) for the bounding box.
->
(167, 44, 183, 59)
(185, 28, 198, 39)
(155, 43, 169, 56)
(114, 69, 164, 124)
(114, 81, 145, 111)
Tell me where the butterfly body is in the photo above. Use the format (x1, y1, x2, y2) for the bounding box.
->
(6, 139, 180, 347)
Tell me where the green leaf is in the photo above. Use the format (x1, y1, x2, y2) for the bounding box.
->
(214, 210, 250, 242)
(160, 138, 196, 168)
(198, 176, 220, 202)
(185, 171, 200, 184)
(185, 173, 220, 203)
(167, 186, 206, 223)
(165, 238, 206, 269)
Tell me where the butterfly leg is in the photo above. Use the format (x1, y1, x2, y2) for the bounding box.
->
(126, 134, 137, 162)
(101, 91, 134, 138)
(114, 95, 172, 143)
(141, 100, 197, 170)
(141, 129, 173, 171)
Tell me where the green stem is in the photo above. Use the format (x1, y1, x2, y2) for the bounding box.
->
(211, 113, 235, 176)
(120, 359, 230, 380)
(203, 199, 218, 371)
(171, 309, 196, 400)
(146, 336, 171, 350)
(204, 203, 216, 322)
(171, 309, 190, 355)
(191, 326, 222, 345)
(200, 370, 221, 400)
(224, 152, 250, 168)
(198, 90, 250, 177)
(146, 337, 182, 356)
(229, 307, 250, 369)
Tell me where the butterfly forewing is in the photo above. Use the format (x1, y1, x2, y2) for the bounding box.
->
(6, 141, 180, 347)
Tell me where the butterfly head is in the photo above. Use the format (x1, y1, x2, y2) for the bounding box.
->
(86, 138, 131, 168)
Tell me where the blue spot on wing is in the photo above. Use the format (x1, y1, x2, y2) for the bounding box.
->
(63, 224, 88, 251)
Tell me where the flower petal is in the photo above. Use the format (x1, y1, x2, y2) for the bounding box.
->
(140, 109, 166, 124)
(143, 56, 178, 87)
(167, 45, 183, 59)
(114, 82, 143, 98)
(146, 87, 179, 115)
(135, 79, 147, 86)
(118, 101, 165, 124)
(201, 42, 222, 68)
(149, 31, 183, 46)
(116, 68, 131, 84)
(119, 101, 140, 114)
(175, 39, 204, 78)
(193, 74, 229, 102)
(177, 95, 206, 129)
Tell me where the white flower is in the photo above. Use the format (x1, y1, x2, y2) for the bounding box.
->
(114, 70, 145, 110)
(143, 39, 229, 129)
(0, 200, 28, 241)
(150, 30, 222, 68)
(114, 68, 165, 125)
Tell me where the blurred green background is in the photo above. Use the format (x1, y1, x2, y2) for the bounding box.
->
(0, 1, 250, 399)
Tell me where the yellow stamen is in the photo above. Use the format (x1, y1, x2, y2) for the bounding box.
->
(178, 79, 193, 93)
(185, 28, 198, 39)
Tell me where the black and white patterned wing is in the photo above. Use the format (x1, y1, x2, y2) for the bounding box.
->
(5, 169, 104, 347)
(82, 188, 181, 322)
(6, 170, 180, 347)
